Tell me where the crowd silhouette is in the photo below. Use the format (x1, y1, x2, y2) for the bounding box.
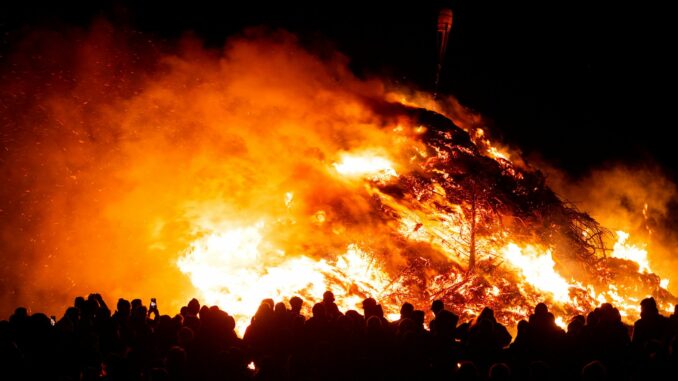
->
(2, 291, 678, 380)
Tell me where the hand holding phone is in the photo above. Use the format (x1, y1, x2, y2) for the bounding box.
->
(148, 298, 159, 318)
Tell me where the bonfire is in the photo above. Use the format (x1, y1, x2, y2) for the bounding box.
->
(1, 26, 673, 332)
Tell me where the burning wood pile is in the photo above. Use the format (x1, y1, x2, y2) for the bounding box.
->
(178, 99, 675, 333)
(362, 105, 675, 327)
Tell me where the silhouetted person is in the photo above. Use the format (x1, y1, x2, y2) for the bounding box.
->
(428, 299, 459, 377)
(589, 304, 629, 366)
(392, 302, 414, 330)
(430, 299, 444, 315)
(412, 309, 426, 332)
(0, 319, 23, 380)
(186, 298, 200, 317)
(362, 297, 378, 319)
(261, 298, 275, 310)
(166, 346, 188, 381)
(287, 296, 306, 346)
(244, 301, 276, 359)
(177, 326, 194, 349)
(320, 291, 342, 320)
(582, 360, 608, 381)
(456, 360, 480, 381)
(274, 302, 287, 316)
(400, 302, 414, 319)
(114, 298, 131, 319)
(131, 298, 143, 311)
(373, 303, 391, 328)
(74, 296, 86, 311)
(670, 304, 678, 339)
(467, 307, 512, 368)
(510, 319, 530, 352)
(303, 303, 331, 345)
(489, 362, 512, 381)
(7, 289, 678, 381)
(526, 302, 565, 359)
(289, 296, 303, 316)
(632, 297, 670, 348)
(429, 299, 458, 341)
(363, 315, 393, 379)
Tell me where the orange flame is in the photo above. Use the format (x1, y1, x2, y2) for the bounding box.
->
(333, 153, 398, 181)
(502, 243, 572, 303)
(178, 222, 401, 334)
(611, 230, 652, 273)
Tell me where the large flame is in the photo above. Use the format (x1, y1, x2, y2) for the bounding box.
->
(502, 244, 571, 303)
(0, 23, 675, 328)
(177, 222, 400, 334)
(498, 239, 673, 321)
(333, 153, 398, 181)
(611, 230, 652, 273)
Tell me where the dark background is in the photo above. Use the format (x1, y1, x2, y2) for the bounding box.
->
(2, 0, 677, 178)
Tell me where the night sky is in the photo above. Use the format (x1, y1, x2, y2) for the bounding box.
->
(2, 0, 677, 177)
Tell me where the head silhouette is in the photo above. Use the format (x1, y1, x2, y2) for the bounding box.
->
(412, 310, 425, 327)
(312, 303, 326, 319)
(431, 299, 444, 314)
(362, 297, 377, 317)
(640, 297, 658, 319)
(489, 363, 511, 381)
(581, 360, 607, 381)
(289, 296, 303, 313)
(534, 303, 548, 316)
(116, 298, 131, 317)
(323, 291, 335, 303)
(400, 302, 414, 319)
(187, 298, 200, 316)
(262, 298, 275, 310)
(274, 302, 287, 315)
